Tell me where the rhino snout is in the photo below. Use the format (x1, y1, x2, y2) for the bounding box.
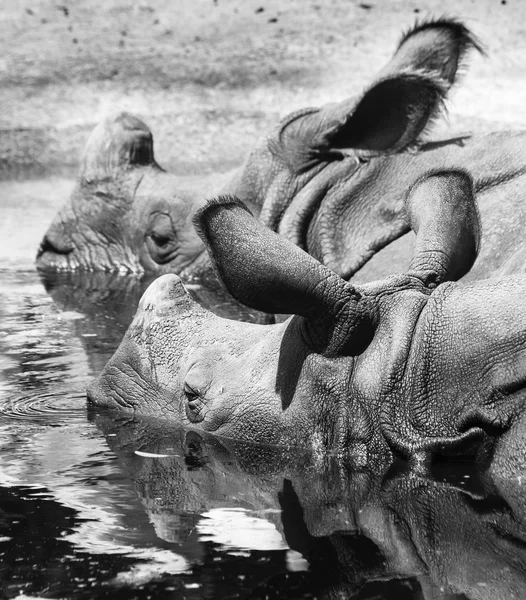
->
(36, 213, 76, 270)
(37, 232, 74, 259)
(86, 375, 133, 412)
(87, 339, 147, 413)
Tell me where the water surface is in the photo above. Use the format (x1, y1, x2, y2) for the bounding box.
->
(0, 178, 525, 599)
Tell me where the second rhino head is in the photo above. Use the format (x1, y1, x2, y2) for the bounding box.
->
(37, 19, 484, 279)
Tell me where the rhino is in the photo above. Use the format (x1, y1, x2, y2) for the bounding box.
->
(87, 170, 526, 466)
(36, 19, 499, 282)
(40, 269, 269, 377)
(93, 413, 526, 599)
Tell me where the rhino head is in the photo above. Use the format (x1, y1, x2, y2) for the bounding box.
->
(36, 20, 480, 277)
(88, 170, 526, 461)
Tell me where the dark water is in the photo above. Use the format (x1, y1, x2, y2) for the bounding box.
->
(1, 179, 525, 599)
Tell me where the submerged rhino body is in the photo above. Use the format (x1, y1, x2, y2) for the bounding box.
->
(94, 415, 526, 599)
(88, 171, 526, 466)
(37, 19, 526, 283)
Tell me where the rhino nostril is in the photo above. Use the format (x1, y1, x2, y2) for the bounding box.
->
(37, 235, 73, 258)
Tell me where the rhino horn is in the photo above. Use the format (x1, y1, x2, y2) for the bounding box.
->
(405, 169, 480, 286)
(194, 196, 376, 357)
(80, 112, 157, 183)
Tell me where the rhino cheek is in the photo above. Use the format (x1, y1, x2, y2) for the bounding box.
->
(166, 370, 283, 441)
(200, 393, 282, 444)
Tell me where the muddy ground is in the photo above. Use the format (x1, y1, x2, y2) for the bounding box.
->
(2, 0, 526, 180)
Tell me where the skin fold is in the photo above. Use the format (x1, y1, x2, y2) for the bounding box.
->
(87, 170, 526, 472)
(37, 18, 526, 286)
(93, 414, 526, 599)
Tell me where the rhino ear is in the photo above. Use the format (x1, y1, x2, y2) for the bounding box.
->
(405, 169, 480, 286)
(277, 20, 482, 165)
(321, 74, 447, 154)
(328, 20, 482, 154)
(382, 19, 484, 87)
(80, 112, 158, 182)
(194, 196, 375, 356)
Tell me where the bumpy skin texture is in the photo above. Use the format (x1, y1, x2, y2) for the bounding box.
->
(95, 415, 526, 599)
(335, 132, 526, 284)
(36, 19, 524, 282)
(88, 171, 526, 471)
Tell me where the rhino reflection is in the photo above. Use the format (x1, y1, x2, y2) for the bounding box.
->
(94, 413, 526, 600)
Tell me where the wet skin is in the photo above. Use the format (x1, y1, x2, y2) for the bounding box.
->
(94, 412, 526, 600)
(88, 171, 526, 472)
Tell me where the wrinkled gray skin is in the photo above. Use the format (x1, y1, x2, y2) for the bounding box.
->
(94, 415, 526, 599)
(88, 170, 526, 471)
(40, 270, 265, 378)
(37, 19, 526, 283)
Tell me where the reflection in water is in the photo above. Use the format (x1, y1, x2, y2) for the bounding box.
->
(0, 266, 272, 598)
(91, 413, 526, 599)
(1, 179, 526, 598)
(41, 269, 273, 325)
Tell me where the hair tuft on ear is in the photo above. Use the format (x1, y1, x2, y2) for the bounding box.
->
(396, 72, 449, 151)
(396, 17, 486, 88)
(398, 17, 486, 54)
(193, 195, 252, 242)
(397, 16, 487, 56)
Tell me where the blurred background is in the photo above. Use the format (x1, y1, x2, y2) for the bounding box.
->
(2, 0, 526, 181)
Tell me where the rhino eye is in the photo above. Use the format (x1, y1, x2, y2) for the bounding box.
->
(150, 231, 172, 248)
(146, 212, 178, 263)
(184, 381, 205, 423)
(184, 382, 201, 400)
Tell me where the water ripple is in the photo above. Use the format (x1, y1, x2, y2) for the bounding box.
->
(0, 390, 87, 424)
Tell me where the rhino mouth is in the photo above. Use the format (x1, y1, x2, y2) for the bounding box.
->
(36, 234, 73, 259)
(36, 237, 143, 274)
(36, 234, 75, 271)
